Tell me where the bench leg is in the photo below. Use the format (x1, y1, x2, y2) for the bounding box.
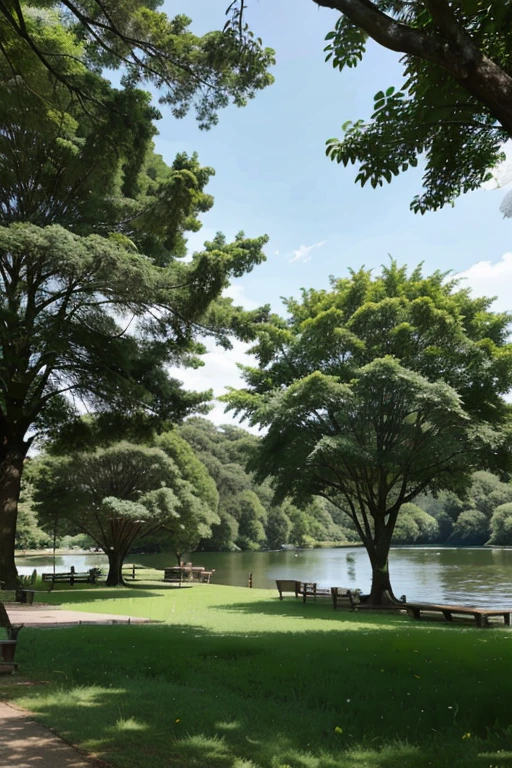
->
(504, 613, 511, 626)
(442, 611, 453, 622)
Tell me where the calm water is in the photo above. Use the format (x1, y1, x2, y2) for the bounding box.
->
(16, 546, 512, 607)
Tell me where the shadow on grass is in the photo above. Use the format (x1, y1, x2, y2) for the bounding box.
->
(40, 587, 171, 605)
(5, 617, 512, 768)
(214, 596, 407, 625)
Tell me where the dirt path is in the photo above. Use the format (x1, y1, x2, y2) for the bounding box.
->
(0, 701, 104, 767)
(6, 604, 152, 627)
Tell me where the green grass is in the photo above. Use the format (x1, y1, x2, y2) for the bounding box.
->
(2, 582, 512, 767)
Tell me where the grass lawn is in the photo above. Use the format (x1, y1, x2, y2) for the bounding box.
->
(2, 581, 512, 767)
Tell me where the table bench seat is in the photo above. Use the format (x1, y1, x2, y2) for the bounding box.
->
(406, 602, 511, 627)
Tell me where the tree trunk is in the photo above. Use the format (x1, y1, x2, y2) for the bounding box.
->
(105, 549, 126, 587)
(0, 442, 27, 589)
(368, 553, 397, 605)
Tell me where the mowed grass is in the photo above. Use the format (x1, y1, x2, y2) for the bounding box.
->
(2, 582, 512, 768)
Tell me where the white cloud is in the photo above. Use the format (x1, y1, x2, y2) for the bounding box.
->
(169, 337, 260, 431)
(289, 240, 326, 264)
(223, 282, 259, 310)
(457, 253, 512, 313)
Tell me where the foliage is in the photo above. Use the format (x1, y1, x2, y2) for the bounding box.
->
(224, 262, 512, 601)
(15, 473, 51, 550)
(0, 17, 267, 587)
(450, 509, 489, 545)
(32, 442, 218, 583)
(489, 502, 512, 545)
(0, 1, 275, 128)
(179, 418, 348, 550)
(316, 0, 512, 211)
(392, 503, 438, 544)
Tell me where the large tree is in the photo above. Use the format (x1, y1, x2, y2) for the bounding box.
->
(224, 263, 512, 603)
(0, 18, 267, 587)
(33, 442, 219, 585)
(0, 1, 274, 127)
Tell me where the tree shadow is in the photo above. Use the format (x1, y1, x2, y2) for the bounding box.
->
(213, 596, 407, 626)
(40, 587, 172, 605)
(4, 621, 512, 768)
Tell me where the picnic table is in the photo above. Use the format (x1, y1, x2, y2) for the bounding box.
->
(405, 601, 512, 627)
(163, 565, 214, 585)
(275, 580, 360, 609)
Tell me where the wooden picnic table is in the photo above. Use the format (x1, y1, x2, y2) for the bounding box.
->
(163, 565, 214, 585)
(275, 580, 359, 609)
(405, 602, 512, 627)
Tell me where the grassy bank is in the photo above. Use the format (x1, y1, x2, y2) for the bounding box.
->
(2, 583, 512, 767)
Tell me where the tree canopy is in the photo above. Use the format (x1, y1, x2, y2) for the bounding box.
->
(0, 1, 274, 127)
(224, 262, 512, 602)
(310, 0, 512, 212)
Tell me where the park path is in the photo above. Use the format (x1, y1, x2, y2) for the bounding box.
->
(1, 604, 153, 766)
(6, 603, 152, 627)
(0, 700, 105, 767)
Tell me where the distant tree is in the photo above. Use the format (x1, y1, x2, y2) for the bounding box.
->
(392, 503, 439, 544)
(489, 502, 512, 545)
(225, 263, 512, 603)
(265, 506, 293, 550)
(15, 479, 51, 551)
(450, 509, 489, 545)
(226, 489, 267, 550)
(33, 442, 218, 584)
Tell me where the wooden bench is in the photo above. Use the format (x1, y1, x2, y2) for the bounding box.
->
(275, 579, 302, 599)
(406, 602, 512, 627)
(200, 570, 215, 583)
(331, 587, 361, 610)
(42, 568, 101, 586)
(303, 583, 360, 609)
(0, 640, 18, 674)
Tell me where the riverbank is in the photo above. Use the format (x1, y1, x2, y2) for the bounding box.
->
(1, 582, 511, 767)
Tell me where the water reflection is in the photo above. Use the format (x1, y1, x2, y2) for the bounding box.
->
(15, 546, 512, 607)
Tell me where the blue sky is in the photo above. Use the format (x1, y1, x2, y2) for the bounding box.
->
(159, 0, 512, 423)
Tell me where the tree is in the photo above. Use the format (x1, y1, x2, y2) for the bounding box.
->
(224, 262, 512, 603)
(309, 0, 512, 212)
(33, 442, 218, 584)
(0, 1, 274, 127)
(489, 502, 512, 545)
(0, 21, 267, 588)
(392, 503, 439, 544)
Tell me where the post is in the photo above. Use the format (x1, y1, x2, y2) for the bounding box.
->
(248, 572, 253, 588)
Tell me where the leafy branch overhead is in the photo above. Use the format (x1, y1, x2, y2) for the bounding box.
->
(317, 0, 512, 211)
(0, 1, 275, 127)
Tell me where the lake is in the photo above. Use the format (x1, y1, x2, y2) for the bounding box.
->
(15, 546, 512, 607)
